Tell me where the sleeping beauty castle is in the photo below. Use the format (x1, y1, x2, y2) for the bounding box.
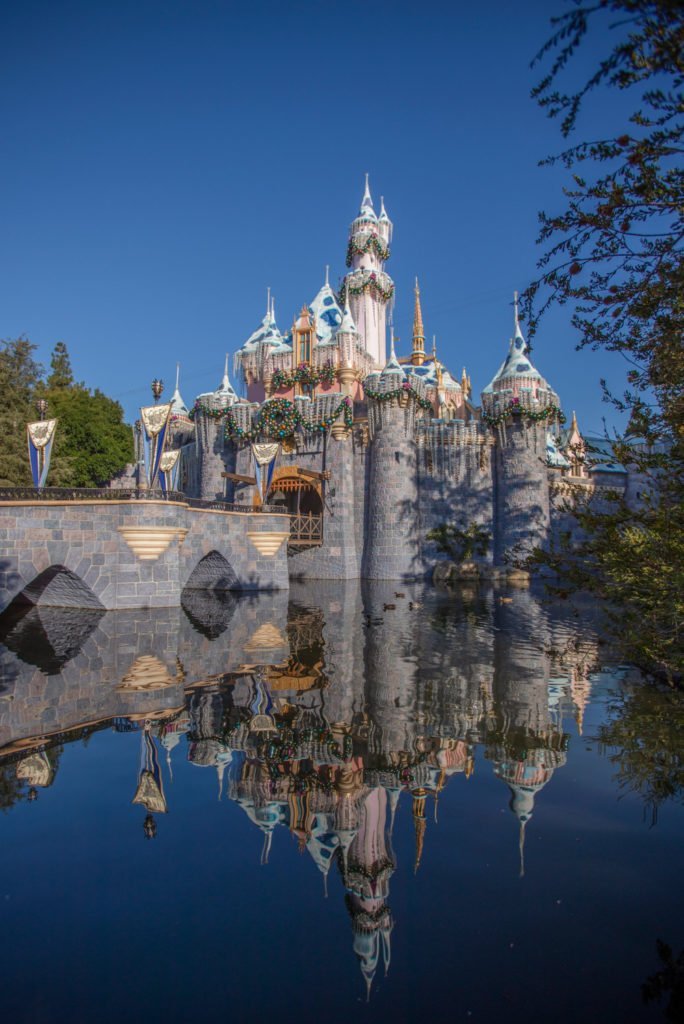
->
(156, 177, 629, 580)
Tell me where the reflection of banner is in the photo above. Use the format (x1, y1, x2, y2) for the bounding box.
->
(158, 449, 180, 496)
(132, 727, 167, 814)
(140, 403, 172, 488)
(16, 750, 54, 788)
(251, 443, 279, 501)
(27, 419, 58, 488)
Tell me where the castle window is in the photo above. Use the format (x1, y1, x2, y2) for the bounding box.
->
(299, 330, 311, 364)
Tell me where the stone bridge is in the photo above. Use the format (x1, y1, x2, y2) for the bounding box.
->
(0, 496, 290, 612)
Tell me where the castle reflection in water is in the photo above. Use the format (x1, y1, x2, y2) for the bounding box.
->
(0, 581, 599, 998)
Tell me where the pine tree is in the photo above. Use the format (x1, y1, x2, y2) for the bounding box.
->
(47, 341, 74, 390)
(0, 338, 43, 486)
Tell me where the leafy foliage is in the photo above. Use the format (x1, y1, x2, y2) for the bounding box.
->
(0, 338, 132, 487)
(426, 521, 491, 563)
(45, 385, 133, 487)
(526, 0, 684, 678)
(597, 681, 684, 821)
(642, 940, 684, 1021)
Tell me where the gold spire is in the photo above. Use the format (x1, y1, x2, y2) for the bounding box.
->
(461, 367, 472, 400)
(411, 278, 426, 366)
(412, 788, 427, 873)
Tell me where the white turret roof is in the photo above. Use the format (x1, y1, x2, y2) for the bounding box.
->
(240, 301, 292, 355)
(405, 358, 461, 392)
(483, 295, 549, 396)
(357, 173, 377, 222)
(382, 336, 405, 377)
(214, 355, 237, 405)
(170, 364, 189, 416)
(338, 287, 358, 335)
(378, 195, 390, 224)
(309, 271, 343, 344)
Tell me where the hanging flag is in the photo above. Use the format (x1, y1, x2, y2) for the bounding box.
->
(26, 419, 58, 488)
(158, 449, 180, 496)
(250, 443, 280, 502)
(140, 403, 172, 488)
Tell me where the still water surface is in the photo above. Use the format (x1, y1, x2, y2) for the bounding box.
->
(0, 582, 681, 1023)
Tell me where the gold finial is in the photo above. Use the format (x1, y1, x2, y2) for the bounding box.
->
(411, 278, 426, 366)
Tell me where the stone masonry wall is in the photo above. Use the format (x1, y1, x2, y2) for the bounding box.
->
(0, 499, 290, 612)
(418, 430, 495, 574)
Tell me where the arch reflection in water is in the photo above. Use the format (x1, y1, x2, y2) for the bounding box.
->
(0, 580, 600, 999)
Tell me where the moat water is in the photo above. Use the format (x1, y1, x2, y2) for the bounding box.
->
(0, 581, 681, 1024)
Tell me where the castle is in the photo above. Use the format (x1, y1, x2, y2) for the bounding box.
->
(160, 177, 630, 581)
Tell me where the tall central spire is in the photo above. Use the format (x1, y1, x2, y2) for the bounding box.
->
(343, 175, 394, 368)
(411, 278, 426, 366)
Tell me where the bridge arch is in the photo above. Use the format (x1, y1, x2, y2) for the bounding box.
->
(10, 565, 104, 610)
(183, 550, 239, 591)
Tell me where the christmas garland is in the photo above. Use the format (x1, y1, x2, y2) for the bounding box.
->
(345, 234, 390, 267)
(341, 269, 395, 303)
(482, 398, 565, 429)
(187, 396, 353, 440)
(271, 361, 336, 390)
(364, 379, 434, 411)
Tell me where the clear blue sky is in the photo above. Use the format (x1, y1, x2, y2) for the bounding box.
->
(0, 0, 630, 433)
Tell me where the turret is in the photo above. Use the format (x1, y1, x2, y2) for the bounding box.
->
(336, 286, 361, 377)
(194, 356, 239, 500)
(482, 294, 562, 566)
(342, 175, 394, 369)
(363, 341, 421, 579)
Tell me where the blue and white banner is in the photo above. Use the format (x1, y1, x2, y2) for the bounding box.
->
(251, 443, 280, 502)
(27, 419, 58, 488)
(158, 449, 180, 496)
(140, 403, 172, 488)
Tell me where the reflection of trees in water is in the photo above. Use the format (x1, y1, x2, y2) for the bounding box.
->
(597, 685, 684, 826)
(642, 940, 684, 1022)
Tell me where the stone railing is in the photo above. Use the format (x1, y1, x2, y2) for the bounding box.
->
(0, 488, 281, 513)
(0, 487, 186, 502)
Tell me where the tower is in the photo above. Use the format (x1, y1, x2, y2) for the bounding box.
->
(342, 175, 394, 369)
(482, 294, 561, 566)
(363, 347, 420, 579)
(194, 357, 238, 500)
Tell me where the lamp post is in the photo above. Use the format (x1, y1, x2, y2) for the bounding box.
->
(36, 398, 48, 421)
(151, 379, 164, 403)
(134, 419, 143, 490)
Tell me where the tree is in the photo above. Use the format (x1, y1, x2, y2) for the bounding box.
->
(0, 339, 132, 487)
(47, 341, 74, 390)
(45, 380, 133, 487)
(0, 338, 43, 486)
(526, 0, 683, 678)
(426, 521, 491, 563)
